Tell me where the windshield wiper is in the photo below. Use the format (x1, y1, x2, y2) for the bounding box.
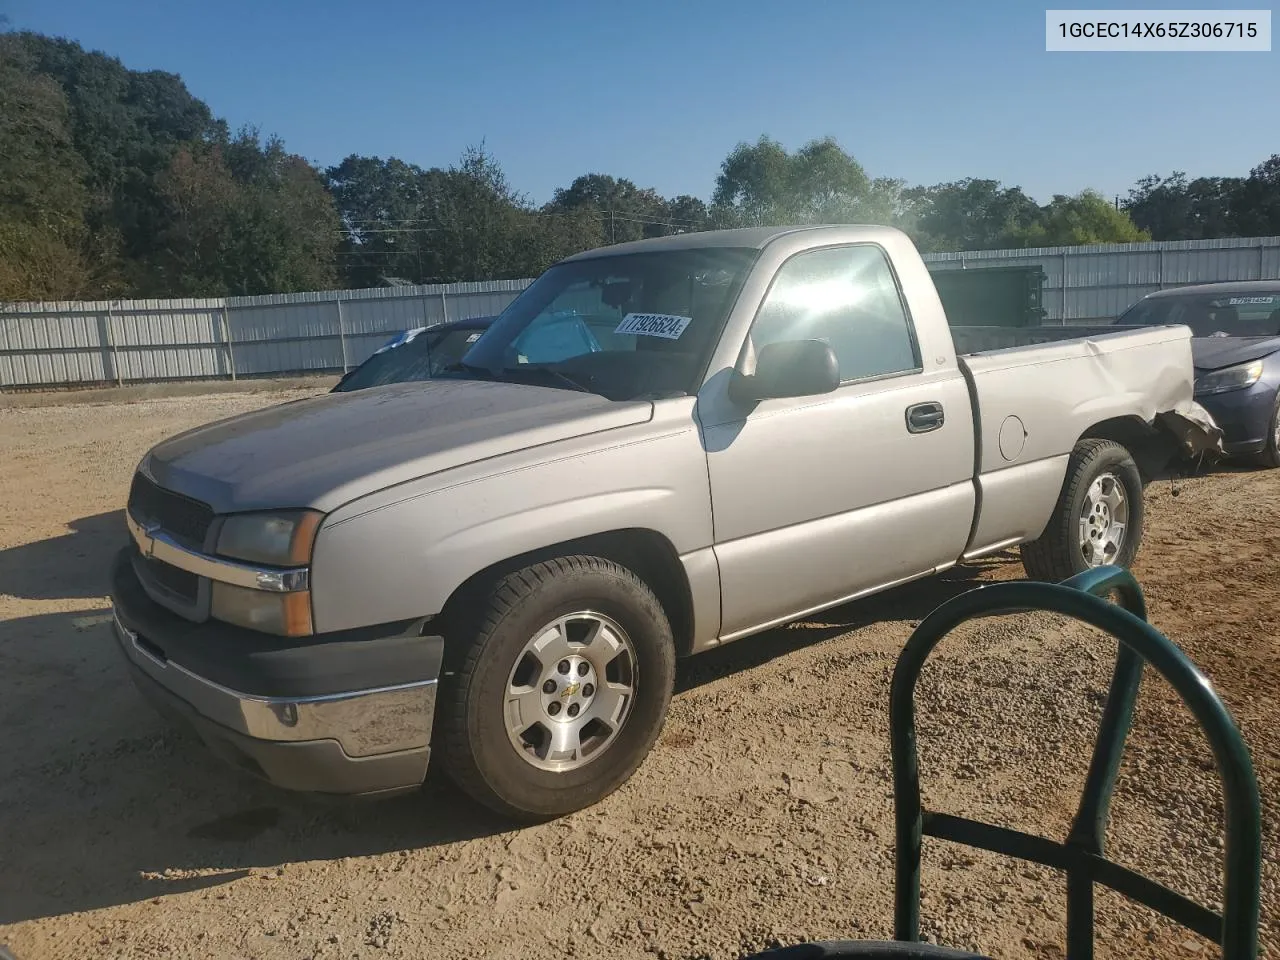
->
(441, 360, 593, 394)
(438, 360, 500, 381)
(496, 365, 593, 394)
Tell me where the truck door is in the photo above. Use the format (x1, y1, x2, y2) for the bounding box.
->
(700, 243, 976, 639)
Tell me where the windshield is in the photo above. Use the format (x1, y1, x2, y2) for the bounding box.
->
(1116, 291, 1280, 338)
(452, 247, 758, 401)
(333, 325, 489, 392)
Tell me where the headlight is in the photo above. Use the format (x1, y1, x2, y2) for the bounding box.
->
(212, 511, 321, 636)
(1194, 359, 1264, 396)
(216, 510, 323, 566)
(212, 583, 313, 637)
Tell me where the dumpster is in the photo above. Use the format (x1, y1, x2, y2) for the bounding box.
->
(929, 264, 1047, 328)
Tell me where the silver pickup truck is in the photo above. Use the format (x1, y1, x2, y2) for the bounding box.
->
(110, 225, 1218, 821)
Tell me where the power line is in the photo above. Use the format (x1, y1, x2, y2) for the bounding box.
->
(338, 208, 706, 228)
(342, 209, 704, 225)
(336, 221, 702, 239)
(336, 222, 701, 238)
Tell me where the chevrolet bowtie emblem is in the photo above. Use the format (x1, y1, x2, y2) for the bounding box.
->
(141, 522, 160, 558)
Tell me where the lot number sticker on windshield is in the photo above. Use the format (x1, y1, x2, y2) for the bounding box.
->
(615, 313, 692, 340)
(1227, 297, 1276, 305)
(466, 332, 483, 342)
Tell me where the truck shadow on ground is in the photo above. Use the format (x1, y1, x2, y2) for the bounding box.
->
(673, 555, 1015, 694)
(0, 552, 1019, 926)
(0, 509, 124, 601)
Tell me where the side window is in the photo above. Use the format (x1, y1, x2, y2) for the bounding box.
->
(751, 245, 919, 382)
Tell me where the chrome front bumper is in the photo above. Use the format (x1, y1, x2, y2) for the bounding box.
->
(112, 608, 436, 795)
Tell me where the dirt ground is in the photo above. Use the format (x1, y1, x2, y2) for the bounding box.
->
(0, 387, 1275, 960)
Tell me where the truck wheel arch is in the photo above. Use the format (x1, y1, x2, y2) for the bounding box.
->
(436, 528, 698, 658)
(1079, 415, 1175, 482)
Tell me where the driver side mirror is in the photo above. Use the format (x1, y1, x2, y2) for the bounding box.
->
(728, 339, 840, 404)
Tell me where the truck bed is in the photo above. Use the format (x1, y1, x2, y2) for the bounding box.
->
(953, 322, 1199, 559)
(951, 323, 1128, 356)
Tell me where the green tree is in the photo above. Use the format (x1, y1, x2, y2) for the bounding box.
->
(1124, 172, 1243, 240)
(326, 146, 596, 286)
(2, 31, 335, 299)
(152, 130, 339, 296)
(546, 173, 673, 242)
(711, 135, 899, 227)
(711, 135, 794, 225)
(903, 179, 1042, 252)
(326, 154, 435, 285)
(149, 144, 238, 295)
(0, 33, 94, 299)
(222, 131, 339, 294)
(0, 223, 95, 301)
(1011, 190, 1149, 247)
(0, 36, 86, 230)
(10, 32, 220, 279)
(1229, 155, 1280, 237)
(521, 205, 603, 274)
(418, 145, 529, 282)
(666, 194, 710, 234)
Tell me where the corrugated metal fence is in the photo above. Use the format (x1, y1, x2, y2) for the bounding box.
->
(924, 235, 1280, 323)
(0, 281, 530, 389)
(3, 236, 1279, 390)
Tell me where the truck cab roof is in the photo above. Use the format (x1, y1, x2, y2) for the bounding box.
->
(562, 224, 910, 262)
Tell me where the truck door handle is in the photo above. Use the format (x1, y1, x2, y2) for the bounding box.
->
(906, 401, 945, 434)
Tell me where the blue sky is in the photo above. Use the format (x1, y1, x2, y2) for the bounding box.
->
(7, 0, 1277, 205)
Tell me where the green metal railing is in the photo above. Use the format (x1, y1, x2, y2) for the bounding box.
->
(890, 566, 1262, 959)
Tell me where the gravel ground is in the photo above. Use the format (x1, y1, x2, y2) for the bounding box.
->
(0, 388, 1275, 960)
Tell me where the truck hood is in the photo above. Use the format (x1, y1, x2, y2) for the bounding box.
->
(1191, 335, 1280, 372)
(141, 380, 653, 514)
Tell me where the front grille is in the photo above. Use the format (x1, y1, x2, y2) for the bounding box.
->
(128, 472, 214, 548)
(139, 555, 199, 603)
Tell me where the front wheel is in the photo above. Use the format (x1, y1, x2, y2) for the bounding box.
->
(1020, 438, 1144, 582)
(437, 555, 676, 821)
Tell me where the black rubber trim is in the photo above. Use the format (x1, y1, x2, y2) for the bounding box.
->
(110, 546, 443, 698)
(1224, 438, 1267, 456)
(125, 656, 429, 795)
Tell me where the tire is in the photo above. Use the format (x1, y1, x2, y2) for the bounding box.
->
(1249, 392, 1280, 468)
(1020, 438, 1144, 583)
(437, 555, 676, 821)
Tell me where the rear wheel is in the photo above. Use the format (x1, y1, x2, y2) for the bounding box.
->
(1249, 393, 1280, 468)
(1020, 438, 1144, 582)
(437, 555, 676, 821)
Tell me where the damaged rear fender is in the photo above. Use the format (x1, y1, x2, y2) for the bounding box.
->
(1156, 401, 1226, 464)
(1084, 402, 1225, 481)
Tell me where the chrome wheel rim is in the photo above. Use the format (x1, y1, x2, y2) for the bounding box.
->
(504, 611, 638, 772)
(1078, 472, 1129, 567)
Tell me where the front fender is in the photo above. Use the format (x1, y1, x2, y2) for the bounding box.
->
(308, 405, 712, 633)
